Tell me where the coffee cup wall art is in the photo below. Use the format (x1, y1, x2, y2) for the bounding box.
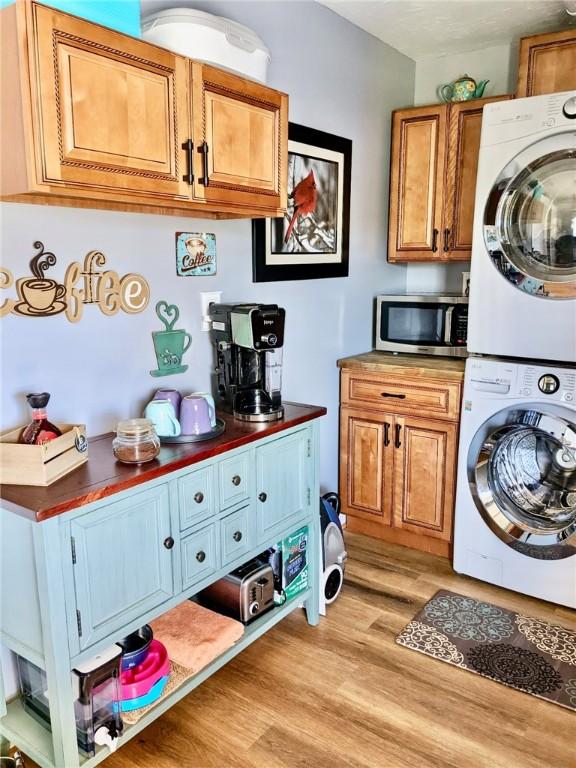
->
(13, 242, 66, 317)
(1, 241, 150, 322)
(176, 232, 216, 276)
(150, 300, 192, 378)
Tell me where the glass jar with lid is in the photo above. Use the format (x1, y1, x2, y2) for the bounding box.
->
(112, 419, 160, 464)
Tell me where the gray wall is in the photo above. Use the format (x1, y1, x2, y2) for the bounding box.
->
(0, 1, 415, 491)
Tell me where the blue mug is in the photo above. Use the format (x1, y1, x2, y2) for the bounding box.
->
(144, 399, 181, 437)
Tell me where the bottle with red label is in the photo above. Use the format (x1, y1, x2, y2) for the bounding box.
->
(20, 393, 62, 445)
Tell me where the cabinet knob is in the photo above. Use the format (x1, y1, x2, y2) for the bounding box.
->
(232, 475, 241, 486)
(194, 491, 204, 504)
(258, 492, 267, 503)
(233, 530, 243, 542)
(196, 550, 206, 563)
(163, 536, 174, 550)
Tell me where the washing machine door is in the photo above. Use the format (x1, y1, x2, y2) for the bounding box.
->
(484, 129, 576, 299)
(470, 408, 576, 559)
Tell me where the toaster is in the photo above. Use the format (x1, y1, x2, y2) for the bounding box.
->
(199, 558, 275, 623)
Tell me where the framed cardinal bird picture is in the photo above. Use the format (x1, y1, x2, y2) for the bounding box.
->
(252, 123, 351, 282)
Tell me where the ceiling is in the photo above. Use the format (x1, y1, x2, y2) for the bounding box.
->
(318, 1, 576, 59)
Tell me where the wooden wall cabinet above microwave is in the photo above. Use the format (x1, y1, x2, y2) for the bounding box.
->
(387, 95, 510, 263)
(517, 28, 576, 98)
(0, 1, 288, 219)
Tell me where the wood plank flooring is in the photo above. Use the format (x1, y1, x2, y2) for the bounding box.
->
(20, 533, 576, 767)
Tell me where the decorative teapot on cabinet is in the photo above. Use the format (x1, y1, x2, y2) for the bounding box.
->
(438, 75, 489, 103)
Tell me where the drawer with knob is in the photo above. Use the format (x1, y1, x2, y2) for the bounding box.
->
(220, 505, 253, 566)
(181, 522, 218, 589)
(218, 450, 251, 510)
(178, 466, 215, 530)
(340, 369, 461, 422)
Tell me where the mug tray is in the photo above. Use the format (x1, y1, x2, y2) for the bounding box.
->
(159, 417, 226, 444)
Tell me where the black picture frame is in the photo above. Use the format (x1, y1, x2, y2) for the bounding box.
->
(252, 123, 352, 282)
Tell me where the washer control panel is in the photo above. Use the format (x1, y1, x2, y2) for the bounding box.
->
(520, 366, 575, 403)
(466, 358, 576, 404)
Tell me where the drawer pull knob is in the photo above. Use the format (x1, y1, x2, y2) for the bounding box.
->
(233, 530, 243, 542)
(258, 492, 267, 503)
(196, 550, 206, 563)
(381, 392, 406, 399)
(163, 536, 174, 550)
(194, 491, 204, 504)
(232, 475, 241, 486)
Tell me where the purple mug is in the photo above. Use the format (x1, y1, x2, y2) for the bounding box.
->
(153, 389, 182, 419)
(180, 395, 212, 435)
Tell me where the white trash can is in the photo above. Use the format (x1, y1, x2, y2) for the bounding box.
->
(141, 8, 271, 84)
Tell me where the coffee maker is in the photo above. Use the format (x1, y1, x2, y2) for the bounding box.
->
(210, 303, 285, 422)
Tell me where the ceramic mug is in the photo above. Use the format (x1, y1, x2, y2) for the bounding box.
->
(153, 389, 182, 418)
(19, 278, 65, 312)
(144, 399, 181, 437)
(189, 392, 216, 427)
(180, 395, 212, 435)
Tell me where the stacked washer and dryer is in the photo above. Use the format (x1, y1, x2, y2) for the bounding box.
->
(453, 91, 576, 609)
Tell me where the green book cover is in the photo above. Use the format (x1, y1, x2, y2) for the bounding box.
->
(281, 525, 309, 602)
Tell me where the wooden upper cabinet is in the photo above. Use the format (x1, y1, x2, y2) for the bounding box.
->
(443, 96, 510, 260)
(191, 63, 287, 212)
(1, 1, 288, 218)
(392, 415, 457, 542)
(517, 29, 576, 98)
(388, 96, 510, 262)
(388, 105, 447, 261)
(32, 3, 190, 200)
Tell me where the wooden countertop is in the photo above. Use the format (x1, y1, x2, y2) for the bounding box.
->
(337, 351, 466, 380)
(0, 402, 326, 522)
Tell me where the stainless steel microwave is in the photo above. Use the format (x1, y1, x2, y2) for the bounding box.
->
(375, 295, 468, 357)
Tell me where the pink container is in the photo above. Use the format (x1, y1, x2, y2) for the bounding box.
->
(119, 639, 169, 701)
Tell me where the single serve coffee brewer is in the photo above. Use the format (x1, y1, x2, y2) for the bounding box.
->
(210, 303, 285, 422)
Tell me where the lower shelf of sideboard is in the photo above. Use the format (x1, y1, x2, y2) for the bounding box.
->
(1, 591, 312, 768)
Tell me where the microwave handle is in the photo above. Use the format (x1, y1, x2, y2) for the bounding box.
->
(444, 306, 454, 345)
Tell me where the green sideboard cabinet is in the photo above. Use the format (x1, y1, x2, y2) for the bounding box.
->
(0, 404, 325, 768)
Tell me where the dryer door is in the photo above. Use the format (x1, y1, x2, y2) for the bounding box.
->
(470, 408, 576, 558)
(484, 132, 576, 299)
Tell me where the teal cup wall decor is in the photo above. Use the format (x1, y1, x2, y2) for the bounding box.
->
(150, 301, 191, 378)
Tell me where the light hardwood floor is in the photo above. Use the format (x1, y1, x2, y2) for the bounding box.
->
(20, 532, 576, 768)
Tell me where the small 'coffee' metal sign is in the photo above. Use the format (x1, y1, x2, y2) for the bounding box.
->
(0, 242, 150, 322)
(176, 232, 216, 276)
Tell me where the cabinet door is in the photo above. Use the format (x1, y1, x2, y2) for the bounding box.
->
(339, 407, 393, 524)
(69, 485, 173, 650)
(31, 3, 190, 199)
(392, 416, 457, 541)
(443, 97, 511, 261)
(388, 105, 448, 262)
(191, 63, 288, 212)
(255, 429, 309, 543)
(517, 30, 576, 97)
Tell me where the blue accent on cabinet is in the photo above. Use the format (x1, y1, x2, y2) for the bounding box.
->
(0, 0, 141, 37)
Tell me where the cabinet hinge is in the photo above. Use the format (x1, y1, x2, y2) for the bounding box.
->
(307, 487, 311, 506)
(307, 439, 311, 458)
(76, 609, 82, 638)
(70, 536, 76, 565)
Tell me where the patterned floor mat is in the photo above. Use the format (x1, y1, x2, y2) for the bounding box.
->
(396, 590, 576, 711)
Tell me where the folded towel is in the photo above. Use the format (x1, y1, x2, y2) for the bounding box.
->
(150, 600, 244, 672)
